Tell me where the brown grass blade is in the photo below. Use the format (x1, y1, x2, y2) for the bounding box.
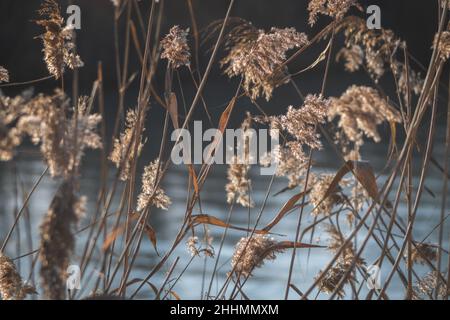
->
(167, 92, 179, 129)
(103, 225, 125, 251)
(144, 223, 158, 255)
(324, 160, 379, 203)
(263, 190, 309, 232)
(190, 214, 267, 234)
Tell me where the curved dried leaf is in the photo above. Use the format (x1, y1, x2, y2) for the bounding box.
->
(323, 160, 379, 203)
(112, 278, 158, 297)
(144, 223, 159, 255)
(263, 190, 309, 232)
(188, 164, 199, 195)
(218, 97, 237, 133)
(102, 225, 125, 251)
(190, 214, 267, 234)
(204, 97, 237, 164)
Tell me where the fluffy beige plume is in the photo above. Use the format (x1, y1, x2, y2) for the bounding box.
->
(35, 0, 83, 79)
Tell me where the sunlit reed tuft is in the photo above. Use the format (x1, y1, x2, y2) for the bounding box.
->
(0, 254, 36, 300)
(0, 66, 9, 83)
(35, 0, 83, 79)
(137, 158, 171, 211)
(39, 181, 84, 299)
(161, 26, 191, 69)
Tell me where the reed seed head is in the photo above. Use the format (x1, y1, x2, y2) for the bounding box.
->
(309, 174, 344, 216)
(137, 158, 171, 211)
(20, 93, 101, 178)
(0, 125, 21, 161)
(109, 108, 144, 181)
(277, 94, 329, 148)
(186, 236, 200, 257)
(272, 145, 309, 188)
(316, 261, 354, 298)
(161, 26, 191, 69)
(413, 271, 448, 299)
(231, 235, 284, 277)
(337, 17, 405, 82)
(0, 90, 33, 160)
(0, 66, 9, 83)
(434, 31, 450, 61)
(225, 116, 255, 208)
(186, 234, 214, 258)
(328, 85, 401, 147)
(222, 25, 308, 101)
(0, 254, 36, 300)
(396, 62, 423, 99)
(39, 180, 80, 299)
(226, 158, 254, 208)
(36, 0, 83, 79)
(1, 90, 101, 175)
(257, 94, 329, 187)
(308, 0, 360, 26)
(407, 243, 438, 266)
(325, 224, 365, 265)
(336, 45, 363, 72)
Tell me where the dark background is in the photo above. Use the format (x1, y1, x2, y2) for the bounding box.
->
(0, 0, 446, 137)
(0, 0, 440, 89)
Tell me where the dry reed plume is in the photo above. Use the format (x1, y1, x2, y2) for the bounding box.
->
(221, 24, 308, 100)
(109, 109, 144, 181)
(39, 180, 85, 299)
(225, 115, 254, 208)
(0, 254, 36, 300)
(308, 0, 361, 26)
(136, 158, 171, 211)
(328, 85, 402, 158)
(257, 94, 329, 187)
(231, 235, 285, 278)
(0, 66, 9, 83)
(309, 174, 345, 216)
(161, 26, 191, 69)
(35, 0, 83, 79)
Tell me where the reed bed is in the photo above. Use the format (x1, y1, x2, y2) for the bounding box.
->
(0, 0, 449, 300)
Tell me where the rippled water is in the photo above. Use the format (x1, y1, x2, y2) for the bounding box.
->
(0, 125, 448, 300)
